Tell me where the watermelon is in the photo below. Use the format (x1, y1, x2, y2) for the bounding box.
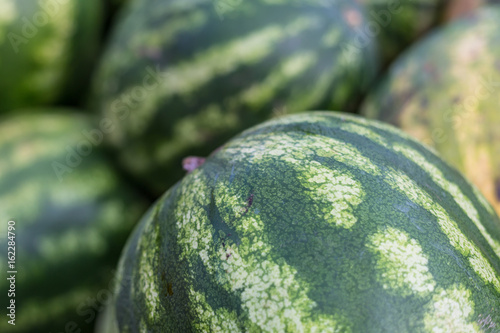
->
(357, 0, 444, 64)
(90, 0, 380, 196)
(99, 112, 500, 332)
(0, 0, 103, 112)
(362, 6, 500, 219)
(0, 112, 148, 333)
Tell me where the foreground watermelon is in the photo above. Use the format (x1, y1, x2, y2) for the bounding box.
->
(358, 0, 444, 63)
(90, 0, 380, 196)
(362, 6, 500, 218)
(0, 0, 102, 112)
(99, 112, 500, 332)
(0, 112, 148, 333)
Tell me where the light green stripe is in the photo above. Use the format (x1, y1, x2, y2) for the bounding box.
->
(367, 227, 435, 296)
(0, 181, 43, 223)
(214, 179, 349, 332)
(0, 0, 15, 45)
(385, 169, 500, 292)
(393, 143, 500, 259)
(188, 288, 240, 332)
(0, 286, 96, 331)
(7, 137, 66, 172)
(326, 115, 500, 285)
(242, 114, 500, 292)
(322, 27, 342, 48)
(1, 163, 117, 227)
(470, 183, 495, 215)
(118, 25, 284, 134)
(292, 157, 364, 229)
(30, 1, 76, 92)
(239, 51, 317, 110)
(338, 121, 391, 149)
(223, 132, 381, 176)
(175, 169, 350, 332)
(135, 218, 161, 321)
(424, 285, 480, 332)
(130, 9, 207, 51)
(115, 16, 316, 134)
(175, 170, 214, 270)
(339, 119, 499, 239)
(287, 65, 336, 112)
(0, 116, 75, 143)
(152, 103, 239, 167)
(337, 117, 500, 254)
(39, 226, 107, 263)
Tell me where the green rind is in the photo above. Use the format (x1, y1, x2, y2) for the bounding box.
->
(361, 5, 500, 219)
(103, 112, 500, 332)
(90, 0, 380, 195)
(0, 112, 148, 333)
(0, 0, 103, 112)
(358, 0, 444, 63)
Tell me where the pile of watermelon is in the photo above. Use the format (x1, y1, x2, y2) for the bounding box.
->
(1, 0, 499, 332)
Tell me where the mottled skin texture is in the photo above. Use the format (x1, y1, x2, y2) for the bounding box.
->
(362, 6, 500, 220)
(90, 0, 380, 196)
(358, 0, 444, 64)
(0, 0, 102, 112)
(0, 112, 148, 333)
(102, 112, 500, 332)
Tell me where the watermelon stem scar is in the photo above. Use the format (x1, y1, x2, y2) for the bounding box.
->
(183, 156, 207, 173)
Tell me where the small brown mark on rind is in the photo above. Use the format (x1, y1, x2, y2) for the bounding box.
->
(161, 272, 173, 296)
(167, 283, 173, 296)
(242, 193, 254, 215)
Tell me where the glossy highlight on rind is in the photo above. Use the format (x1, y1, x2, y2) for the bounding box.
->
(102, 112, 500, 332)
(90, 0, 380, 195)
(361, 5, 500, 219)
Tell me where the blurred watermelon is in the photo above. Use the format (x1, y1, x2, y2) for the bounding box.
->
(90, 0, 380, 196)
(0, 111, 149, 332)
(358, 0, 445, 63)
(0, 0, 103, 112)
